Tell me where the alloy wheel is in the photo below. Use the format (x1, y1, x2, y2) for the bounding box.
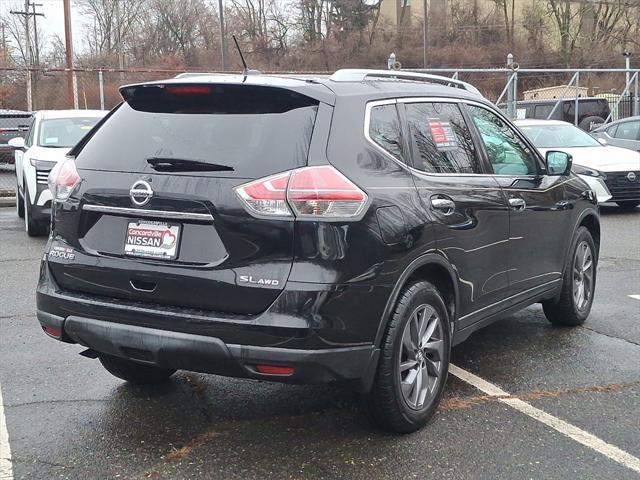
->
(398, 304, 444, 410)
(573, 240, 594, 311)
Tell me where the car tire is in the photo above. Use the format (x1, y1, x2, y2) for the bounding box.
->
(365, 280, 451, 433)
(24, 179, 47, 237)
(16, 181, 24, 219)
(578, 116, 605, 132)
(542, 226, 596, 326)
(616, 201, 639, 210)
(99, 354, 176, 384)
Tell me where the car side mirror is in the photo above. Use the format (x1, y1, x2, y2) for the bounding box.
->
(596, 137, 607, 146)
(546, 150, 572, 176)
(8, 137, 25, 150)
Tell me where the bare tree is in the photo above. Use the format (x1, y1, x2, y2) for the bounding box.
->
(79, 0, 145, 61)
(547, 0, 589, 66)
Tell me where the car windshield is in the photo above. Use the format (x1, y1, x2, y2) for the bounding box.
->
(38, 117, 101, 148)
(519, 124, 601, 148)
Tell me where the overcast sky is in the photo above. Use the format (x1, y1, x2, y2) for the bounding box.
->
(1, 0, 88, 55)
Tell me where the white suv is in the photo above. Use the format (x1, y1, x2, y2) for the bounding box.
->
(11, 110, 107, 235)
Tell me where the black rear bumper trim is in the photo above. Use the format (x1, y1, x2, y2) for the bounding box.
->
(43, 313, 378, 391)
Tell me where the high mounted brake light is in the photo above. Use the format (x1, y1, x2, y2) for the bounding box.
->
(165, 85, 212, 95)
(234, 165, 368, 219)
(48, 158, 81, 201)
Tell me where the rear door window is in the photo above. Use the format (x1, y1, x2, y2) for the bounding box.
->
(403, 102, 482, 174)
(75, 85, 319, 179)
(368, 103, 404, 161)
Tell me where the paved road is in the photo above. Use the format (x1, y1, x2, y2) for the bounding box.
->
(1, 205, 639, 479)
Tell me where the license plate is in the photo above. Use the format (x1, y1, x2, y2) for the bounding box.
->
(124, 221, 180, 260)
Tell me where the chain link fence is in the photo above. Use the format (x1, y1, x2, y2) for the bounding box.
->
(1, 63, 639, 197)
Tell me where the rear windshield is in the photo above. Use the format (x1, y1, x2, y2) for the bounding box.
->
(0, 115, 31, 131)
(38, 117, 102, 148)
(75, 85, 319, 178)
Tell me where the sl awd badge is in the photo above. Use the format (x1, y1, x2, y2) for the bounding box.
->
(239, 275, 280, 286)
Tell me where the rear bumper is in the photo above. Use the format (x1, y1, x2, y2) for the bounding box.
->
(36, 259, 389, 390)
(37, 312, 378, 389)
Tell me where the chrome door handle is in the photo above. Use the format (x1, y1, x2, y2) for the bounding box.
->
(508, 198, 526, 211)
(431, 198, 455, 215)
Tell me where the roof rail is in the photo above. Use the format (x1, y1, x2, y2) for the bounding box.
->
(329, 69, 481, 95)
(174, 72, 223, 79)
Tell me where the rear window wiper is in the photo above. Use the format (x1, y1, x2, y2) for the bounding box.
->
(147, 157, 234, 172)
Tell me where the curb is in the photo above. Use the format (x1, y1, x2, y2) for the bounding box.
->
(0, 197, 16, 207)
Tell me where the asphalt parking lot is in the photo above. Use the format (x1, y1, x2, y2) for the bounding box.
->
(0, 205, 639, 480)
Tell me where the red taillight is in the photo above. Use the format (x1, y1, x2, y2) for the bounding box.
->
(235, 171, 292, 217)
(288, 166, 367, 217)
(42, 326, 61, 338)
(234, 165, 367, 219)
(165, 85, 211, 95)
(255, 365, 294, 375)
(48, 158, 81, 201)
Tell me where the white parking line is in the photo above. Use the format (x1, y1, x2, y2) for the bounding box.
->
(449, 364, 640, 474)
(0, 383, 13, 480)
(628, 295, 640, 301)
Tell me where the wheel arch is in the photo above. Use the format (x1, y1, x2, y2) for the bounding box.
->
(374, 253, 459, 349)
(578, 211, 600, 258)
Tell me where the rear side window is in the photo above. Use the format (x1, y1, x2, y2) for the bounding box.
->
(404, 102, 481, 174)
(76, 85, 319, 178)
(614, 121, 640, 140)
(368, 104, 403, 160)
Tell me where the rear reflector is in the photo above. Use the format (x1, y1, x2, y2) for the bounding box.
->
(234, 165, 367, 219)
(42, 326, 61, 338)
(255, 365, 295, 375)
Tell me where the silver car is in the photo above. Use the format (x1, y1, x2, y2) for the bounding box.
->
(591, 116, 640, 153)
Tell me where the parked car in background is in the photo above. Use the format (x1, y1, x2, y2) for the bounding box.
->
(515, 119, 640, 209)
(37, 70, 600, 434)
(0, 110, 32, 163)
(591, 116, 640, 152)
(11, 110, 107, 236)
(514, 98, 610, 131)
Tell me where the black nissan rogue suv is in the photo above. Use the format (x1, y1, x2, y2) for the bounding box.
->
(37, 70, 600, 433)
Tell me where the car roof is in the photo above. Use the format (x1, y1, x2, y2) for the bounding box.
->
(592, 115, 640, 131)
(121, 69, 487, 106)
(36, 109, 108, 120)
(514, 119, 574, 127)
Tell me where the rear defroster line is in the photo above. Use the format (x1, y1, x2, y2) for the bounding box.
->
(449, 364, 640, 474)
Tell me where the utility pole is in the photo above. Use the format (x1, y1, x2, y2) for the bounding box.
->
(1, 23, 6, 64)
(30, 3, 42, 66)
(10, 1, 42, 110)
(22, 0, 30, 110)
(30, 2, 42, 110)
(218, 0, 227, 70)
(422, 0, 428, 68)
(63, 0, 77, 108)
(115, 0, 124, 80)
